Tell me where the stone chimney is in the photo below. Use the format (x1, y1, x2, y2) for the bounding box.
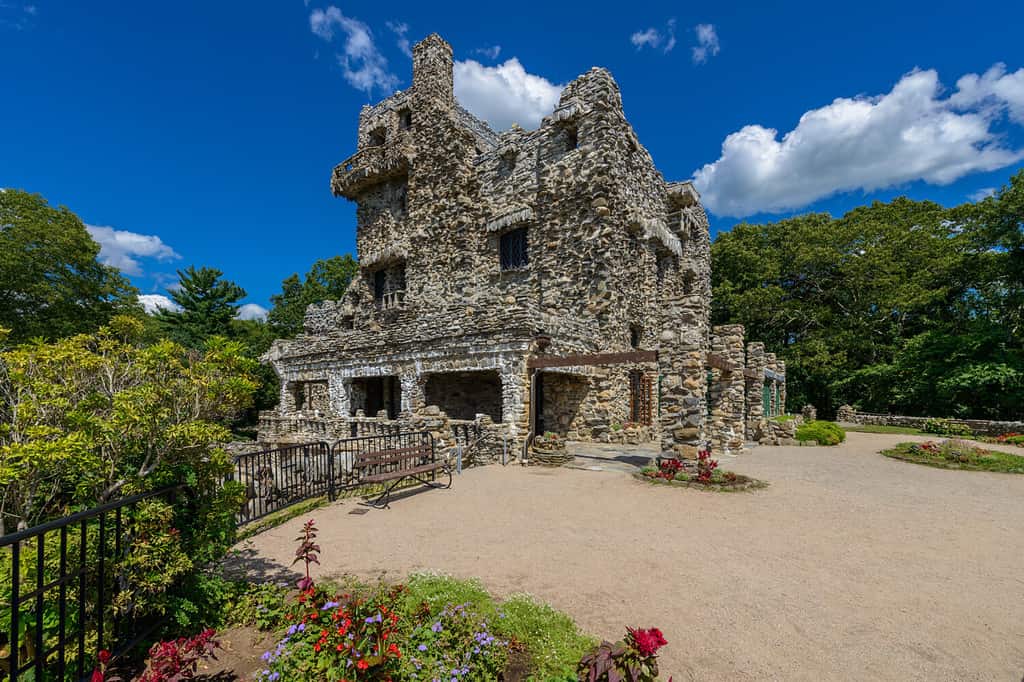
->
(412, 33, 454, 106)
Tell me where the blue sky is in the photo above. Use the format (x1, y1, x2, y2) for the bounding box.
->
(2, 1, 1023, 317)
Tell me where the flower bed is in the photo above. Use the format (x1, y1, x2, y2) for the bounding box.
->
(881, 440, 1024, 473)
(638, 450, 768, 492)
(206, 520, 674, 681)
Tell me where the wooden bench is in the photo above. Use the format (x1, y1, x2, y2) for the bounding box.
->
(353, 441, 452, 508)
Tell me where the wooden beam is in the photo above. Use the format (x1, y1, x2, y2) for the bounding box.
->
(743, 368, 762, 380)
(528, 350, 658, 369)
(706, 352, 736, 372)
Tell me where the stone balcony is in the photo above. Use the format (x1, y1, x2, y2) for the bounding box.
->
(331, 140, 413, 199)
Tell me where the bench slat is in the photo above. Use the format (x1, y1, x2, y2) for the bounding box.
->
(361, 461, 443, 484)
(354, 446, 432, 467)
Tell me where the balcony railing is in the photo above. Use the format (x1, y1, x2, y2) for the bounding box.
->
(375, 289, 405, 311)
(331, 140, 412, 198)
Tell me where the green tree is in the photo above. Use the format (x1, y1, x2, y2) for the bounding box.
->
(157, 266, 246, 347)
(711, 176, 1023, 420)
(268, 255, 358, 337)
(0, 189, 138, 342)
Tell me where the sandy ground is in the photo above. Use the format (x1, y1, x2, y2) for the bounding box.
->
(227, 433, 1024, 680)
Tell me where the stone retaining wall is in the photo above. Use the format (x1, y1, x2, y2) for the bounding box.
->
(836, 406, 1022, 437)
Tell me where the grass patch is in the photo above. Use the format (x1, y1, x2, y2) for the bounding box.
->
(844, 424, 926, 435)
(882, 441, 1024, 473)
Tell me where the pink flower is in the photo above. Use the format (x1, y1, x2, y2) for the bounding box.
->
(628, 627, 667, 656)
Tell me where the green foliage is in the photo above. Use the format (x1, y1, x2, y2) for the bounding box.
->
(498, 593, 596, 679)
(267, 255, 358, 337)
(156, 266, 247, 348)
(0, 189, 138, 342)
(922, 418, 974, 437)
(795, 420, 846, 446)
(843, 424, 924, 435)
(226, 581, 292, 630)
(882, 440, 1024, 473)
(712, 171, 1024, 420)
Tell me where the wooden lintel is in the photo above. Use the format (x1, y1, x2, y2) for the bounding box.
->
(743, 368, 762, 380)
(706, 352, 734, 372)
(528, 350, 658, 369)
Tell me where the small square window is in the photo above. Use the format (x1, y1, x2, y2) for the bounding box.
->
(369, 127, 386, 146)
(500, 227, 529, 271)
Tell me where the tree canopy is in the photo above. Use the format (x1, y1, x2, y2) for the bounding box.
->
(267, 254, 358, 337)
(0, 189, 138, 342)
(156, 266, 247, 347)
(711, 169, 1024, 420)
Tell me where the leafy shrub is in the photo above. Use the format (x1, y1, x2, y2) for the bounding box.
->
(922, 418, 973, 437)
(995, 432, 1024, 446)
(772, 414, 796, 423)
(228, 581, 292, 631)
(137, 629, 222, 682)
(795, 420, 846, 445)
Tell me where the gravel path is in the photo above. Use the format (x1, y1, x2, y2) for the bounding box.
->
(228, 433, 1024, 680)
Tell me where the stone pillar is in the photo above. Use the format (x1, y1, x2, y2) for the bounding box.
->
(400, 373, 423, 414)
(500, 368, 527, 438)
(412, 34, 454, 105)
(777, 359, 787, 415)
(765, 353, 778, 417)
(327, 373, 351, 417)
(279, 378, 297, 414)
(744, 342, 766, 440)
(657, 295, 709, 459)
(708, 325, 746, 455)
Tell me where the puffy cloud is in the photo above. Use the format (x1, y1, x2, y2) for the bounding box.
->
(630, 19, 676, 54)
(454, 58, 563, 130)
(236, 303, 269, 321)
(950, 63, 1024, 124)
(137, 294, 180, 314)
(691, 24, 719, 64)
(310, 6, 398, 95)
(693, 66, 1024, 217)
(969, 187, 997, 201)
(85, 225, 180, 276)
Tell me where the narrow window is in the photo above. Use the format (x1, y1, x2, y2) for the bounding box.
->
(629, 371, 652, 425)
(499, 227, 529, 270)
(497, 153, 516, 180)
(373, 269, 387, 304)
(369, 127, 386, 146)
(398, 109, 413, 130)
(394, 183, 408, 218)
(630, 325, 642, 349)
(683, 271, 695, 296)
(564, 124, 579, 151)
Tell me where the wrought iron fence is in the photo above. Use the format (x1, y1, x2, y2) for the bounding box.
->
(231, 431, 437, 525)
(0, 486, 180, 681)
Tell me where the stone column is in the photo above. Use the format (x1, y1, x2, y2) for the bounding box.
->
(708, 325, 746, 455)
(657, 294, 709, 459)
(744, 342, 766, 440)
(500, 367, 527, 438)
(327, 373, 351, 417)
(765, 353, 778, 417)
(399, 373, 423, 414)
(777, 359, 787, 416)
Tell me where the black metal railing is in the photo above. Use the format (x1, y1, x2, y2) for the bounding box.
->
(1, 486, 180, 681)
(231, 432, 438, 525)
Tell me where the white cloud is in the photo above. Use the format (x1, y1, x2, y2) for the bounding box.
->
(86, 225, 181, 276)
(969, 187, 997, 201)
(236, 303, 269, 321)
(630, 19, 676, 54)
(950, 63, 1024, 124)
(691, 24, 720, 64)
(386, 21, 411, 58)
(454, 58, 563, 130)
(138, 294, 181, 314)
(475, 45, 501, 60)
(310, 6, 399, 95)
(692, 66, 1024, 217)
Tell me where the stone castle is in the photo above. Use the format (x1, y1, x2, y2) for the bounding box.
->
(259, 34, 788, 462)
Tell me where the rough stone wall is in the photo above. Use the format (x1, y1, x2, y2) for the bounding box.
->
(709, 325, 746, 454)
(835, 407, 1023, 437)
(423, 370, 503, 421)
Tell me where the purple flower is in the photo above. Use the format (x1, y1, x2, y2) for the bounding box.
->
(431, 621, 443, 633)
(322, 601, 340, 610)
(418, 644, 428, 651)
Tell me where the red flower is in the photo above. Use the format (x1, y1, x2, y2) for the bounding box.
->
(628, 627, 668, 656)
(91, 670, 105, 682)
(98, 650, 111, 665)
(356, 659, 369, 670)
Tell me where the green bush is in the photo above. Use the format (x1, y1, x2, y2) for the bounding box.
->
(795, 420, 846, 446)
(922, 418, 973, 437)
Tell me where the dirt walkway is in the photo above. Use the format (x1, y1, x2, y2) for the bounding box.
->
(227, 433, 1024, 680)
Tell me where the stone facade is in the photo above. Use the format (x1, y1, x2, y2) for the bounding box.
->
(259, 33, 786, 462)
